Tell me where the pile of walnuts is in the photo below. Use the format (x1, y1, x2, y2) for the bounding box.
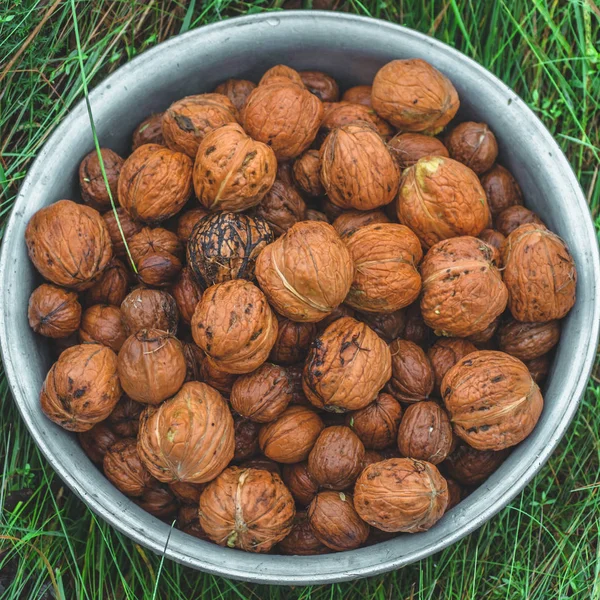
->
(25, 59, 577, 555)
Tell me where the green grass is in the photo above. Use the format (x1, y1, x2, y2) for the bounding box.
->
(1, 0, 599, 598)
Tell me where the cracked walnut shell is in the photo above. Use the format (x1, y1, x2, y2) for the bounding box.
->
(28, 284, 82, 338)
(445, 122, 498, 174)
(79, 148, 124, 211)
(387, 339, 434, 404)
(346, 393, 402, 450)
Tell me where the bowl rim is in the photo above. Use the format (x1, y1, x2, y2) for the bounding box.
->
(1, 10, 599, 585)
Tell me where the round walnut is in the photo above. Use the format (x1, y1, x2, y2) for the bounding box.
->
(427, 338, 478, 392)
(420, 236, 508, 337)
(363, 450, 384, 469)
(525, 354, 551, 386)
(258, 405, 324, 463)
(28, 284, 82, 338)
(121, 288, 179, 335)
(40, 343, 121, 432)
(78, 423, 119, 465)
(303, 317, 392, 412)
(193, 123, 276, 212)
(243, 78, 323, 160)
(230, 363, 293, 423)
(25, 200, 112, 290)
(192, 279, 277, 374)
(498, 318, 561, 361)
(319, 102, 394, 142)
(299, 71, 340, 102)
(320, 122, 399, 210)
(102, 208, 142, 259)
(320, 197, 345, 222)
(199, 467, 295, 552)
(103, 438, 155, 497)
(233, 416, 260, 462)
(79, 304, 127, 352)
(255, 179, 307, 237)
(445, 479, 463, 511)
(481, 164, 523, 218)
(442, 350, 544, 451)
(178, 505, 208, 539)
(343, 223, 422, 313)
(495, 205, 545, 237)
(307, 491, 369, 551)
(342, 85, 372, 106)
(132, 113, 165, 150)
(118, 144, 192, 224)
(502, 224, 577, 322)
(478, 229, 506, 259)
(282, 461, 319, 506)
(397, 401, 453, 465)
(136, 484, 178, 519)
(397, 157, 491, 248)
(346, 393, 403, 450)
(170, 481, 206, 506)
(403, 302, 432, 347)
(388, 339, 434, 404)
(278, 511, 329, 555)
(214, 79, 256, 112)
(79, 148, 124, 211)
(138, 381, 234, 483)
(176, 208, 208, 243)
(117, 329, 186, 405)
(239, 457, 281, 475)
(467, 316, 500, 345)
(187, 212, 273, 287)
(372, 59, 459, 133)
(442, 444, 509, 486)
(269, 316, 316, 366)
(198, 353, 238, 395)
(356, 310, 405, 343)
(169, 267, 202, 326)
(132, 248, 182, 288)
(259, 65, 305, 87)
(306, 209, 329, 223)
(387, 133, 449, 169)
(354, 458, 448, 532)
(107, 396, 143, 438)
(332, 210, 390, 238)
(445, 122, 498, 174)
(84, 258, 130, 307)
(128, 226, 182, 264)
(293, 150, 324, 197)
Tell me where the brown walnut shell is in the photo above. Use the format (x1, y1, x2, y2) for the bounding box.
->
(467, 316, 500, 346)
(102, 208, 142, 259)
(79, 148, 124, 211)
(403, 302, 432, 347)
(442, 350, 544, 451)
(41, 343, 121, 432)
(199, 467, 295, 552)
(293, 150, 324, 197)
(495, 205, 545, 236)
(347, 393, 403, 450)
(445, 122, 498, 174)
(255, 179, 307, 237)
(107, 396, 143, 438)
(397, 157, 491, 248)
(498, 318, 560, 361)
(239, 457, 282, 475)
(442, 444, 509, 486)
(78, 423, 119, 465)
(480, 164, 523, 218)
(182, 342, 204, 382)
(117, 329, 186, 405)
(120, 288, 179, 336)
(363, 450, 384, 469)
(169, 267, 202, 326)
(315, 304, 355, 334)
(259, 65, 305, 87)
(79, 304, 127, 352)
(286, 364, 310, 406)
(355, 310, 405, 343)
(372, 59, 459, 133)
(214, 79, 256, 112)
(128, 226, 183, 264)
(320, 197, 345, 222)
(502, 224, 577, 322)
(342, 85, 372, 107)
(299, 71, 340, 102)
(84, 258, 130, 307)
(305, 209, 329, 223)
(387, 133, 449, 169)
(354, 458, 448, 532)
(388, 339, 434, 404)
(28, 284, 82, 338)
(132, 113, 165, 150)
(135, 252, 182, 287)
(427, 337, 478, 392)
(477, 229, 506, 259)
(178, 505, 208, 539)
(276, 161, 295, 186)
(198, 353, 238, 395)
(169, 481, 206, 506)
(278, 511, 329, 555)
(525, 354, 551, 386)
(332, 209, 390, 238)
(25, 200, 112, 290)
(445, 479, 463, 511)
(138, 381, 234, 484)
(136, 483, 178, 518)
(269, 315, 316, 366)
(103, 438, 155, 497)
(176, 208, 208, 243)
(319, 102, 394, 142)
(282, 462, 319, 506)
(233, 416, 260, 462)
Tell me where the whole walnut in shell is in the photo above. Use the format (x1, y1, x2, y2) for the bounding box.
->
(307, 426, 365, 490)
(442, 444, 509, 486)
(307, 491, 369, 551)
(78, 423, 119, 464)
(135, 254, 182, 288)
(269, 315, 316, 366)
(230, 363, 293, 423)
(255, 179, 307, 237)
(255, 221, 354, 322)
(478, 229, 506, 259)
(332, 210, 390, 238)
(128, 227, 183, 264)
(397, 157, 491, 248)
(354, 458, 448, 532)
(41, 343, 121, 432)
(320, 122, 399, 210)
(356, 310, 405, 343)
(388, 339, 434, 404)
(343, 223, 423, 313)
(278, 511, 329, 555)
(467, 316, 500, 346)
(192, 279, 277, 374)
(397, 401, 453, 465)
(481, 164, 523, 218)
(342, 85, 372, 106)
(303, 317, 392, 412)
(187, 212, 273, 287)
(198, 353, 238, 395)
(346, 393, 402, 450)
(84, 258, 130, 307)
(107, 395, 143, 438)
(138, 381, 234, 483)
(498, 318, 560, 361)
(79, 304, 127, 352)
(183, 341, 204, 382)
(26, 200, 112, 290)
(420, 236, 508, 337)
(259, 65, 305, 87)
(233, 416, 260, 462)
(118, 144, 192, 224)
(316, 304, 355, 334)
(102, 208, 142, 259)
(176, 208, 208, 243)
(239, 457, 281, 475)
(79, 148, 124, 211)
(258, 405, 324, 463)
(132, 113, 165, 150)
(306, 209, 329, 223)
(136, 484, 179, 519)
(117, 329, 186, 404)
(28, 284, 82, 338)
(362, 450, 384, 469)
(121, 288, 179, 335)
(199, 467, 295, 552)
(496, 205, 545, 236)
(403, 302, 432, 347)
(293, 150, 324, 197)
(169, 267, 202, 326)
(320, 197, 345, 222)
(282, 461, 319, 506)
(170, 481, 206, 505)
(427, 338, 477, 392)
(103, 438, 155, 497)
(162, 93, 239, 157)
(525, 354, 551, 386)
(299, 71, 340, 102)
(178, 505, 208, 539)
(442, 350, 544, 451)
(214, 79, 256, 112)
(243, 78, 323, 160)
(319, 102, 394, 142)
(193, 123, 276, 212)
(387, 133, 449, 169)
(502, 224, 576, 322)
(445, 122, 498, 174)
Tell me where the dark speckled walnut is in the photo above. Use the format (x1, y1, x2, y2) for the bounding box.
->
(79, 148, 124, 211)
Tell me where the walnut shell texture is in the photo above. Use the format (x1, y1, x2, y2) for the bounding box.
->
(442, 444, 509, 486)
(120, 288, 179, 336)
(342, 85, 372, 107)
(102, 208, 142, 259)
(169, 267, 202, 326)
(78, 423, 119, 465)
(79, 148, 124, 211)
(84, 258, 130, 307)
(445, 479, 463, 511)
(233, 416, 260, 462)
(282, 461, 319, 506)
(427, 337, 478, 392)
(477, 229, 506, 259)
(183, 342, 203, 383)
(268, 315, 316, 366)
(169, 481, 206, 505)
(481, 164, 523, 218)
(445, 122, 498, 174)
(388, 339, 434, 404)
(498, 318, 560, 361)
(137, 256, 180, 287)
(299, 71, 340, 102)
(176, 208, 208, 243)
(319, 102, 394, 141)
(254, 179, 307, 237)
(347, 393, 403, 450)
(403, 302, 432, 347)
(132, 113, 165, 150)
(198, 353, 238, 395)
(107, 395, 143, 438)
(239, 457, 282, 475)
(525, 354, 551, 386)
(332, 210, 390, 238)
(362, 450, 384, 469)
(355, 310, 405, 343)
(387, 133, 449, 169)
(103, 438, 155, 497)
(278, 511, 330, 555)
(79, 304, 127, 352)
(178, 505, 208, 539)
(214, 79, 256, 112)
(293, 150, 324, 197)
(128, 226, 183, 263)
(259, 65, 305, 87)
(136, 484, 178, 518)
(28, 284, 82, 338)
(305, 209, 329, 223)
(495, 205, 545, 237)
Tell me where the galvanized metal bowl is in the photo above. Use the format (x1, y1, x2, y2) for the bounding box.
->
(1, 11, 598, 585)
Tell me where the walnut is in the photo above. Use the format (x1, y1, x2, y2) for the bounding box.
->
(51, 333, 79, 359)
(354, 458, 448, 532)
(320, 122, 399, 210)
(25, 200, 112, 290)
(362, 450, 384, 469)
(481, 164, 523, 218)
(182, 341, 204, 382)
(299, 71, 340, 102)
(233, 415, 260, 462)
(318, 102, 394, 143)
(242, 78, 323, 160)
(495, 205, 545, 236)
(198, 353, 238, 395)
(128, 226, 183, 264)
(477, 229, 506, 260)
(187, 212, 273, 287)
(403, 302, 432, 347)
(442, 350, 543, 450)
(427, 338, 477, 392)
(355, 310, 405, 344)
(255, 179, 307, 237)
(40, 343, 121, 431)
(169, 481, 206, 505)
(445, 479, 463, 510)
(278, 511, 330, 555)
(342, 85, 372, 107)
(305, 209, 329, 223)
(442, 444, 509, 486)
(387, 133, 449, 169)
(103, 438, 155, 497)
(102, 208, 142, 259)
(269, 315, 316, 366)
(276, 161, 295, 186)
(169, 267, 202, 326)
(397, 157, 491, 248)
(307, 491, 369, 551)
(388, 339, 434, 404)
(332, 210, 390, 238)
(282, 461, 319, 506)
(315, 304, 355, 333)
(84, 258, 130, 307)
(176, 208, 208, 243)
(178, 505, 208, 539)
(79, 148, 124, 211)
(286, 364, 310, 406)
(445, 122, 498, 174)
(320, 198, 346, 222)
(199, 467, 295, 552)
(132, 113, 165, 150)
(258, 405, 324, 463)
(118, 144, 192, 224)
(28, 284, 81, 338)
(292, 150, 324, 197)
(138, 381, 234, 483)
(214, 79, 256, 112)
(136, 483, 179, 518)
(79, 304, 127, 352)
(194, 123, 276, 212)
(120, 288, 179, 335)
(239, 457, 282, 475)
(117, 329, 186, 404)
(498, 318, 560, 361)
(107, 395, 143, 438)
(525, 354, 551, 385)
(78, 423, 119, 464)
(420, 236, 508, 337)
(136, 253, 182, 288)
(467, 316, 500, 345)
(346, 393, 402, 450)
(502, 224, 577, 322)
(259, 65, 305, 87)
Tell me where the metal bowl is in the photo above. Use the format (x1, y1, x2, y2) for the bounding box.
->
(1, 11, 598, 585)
